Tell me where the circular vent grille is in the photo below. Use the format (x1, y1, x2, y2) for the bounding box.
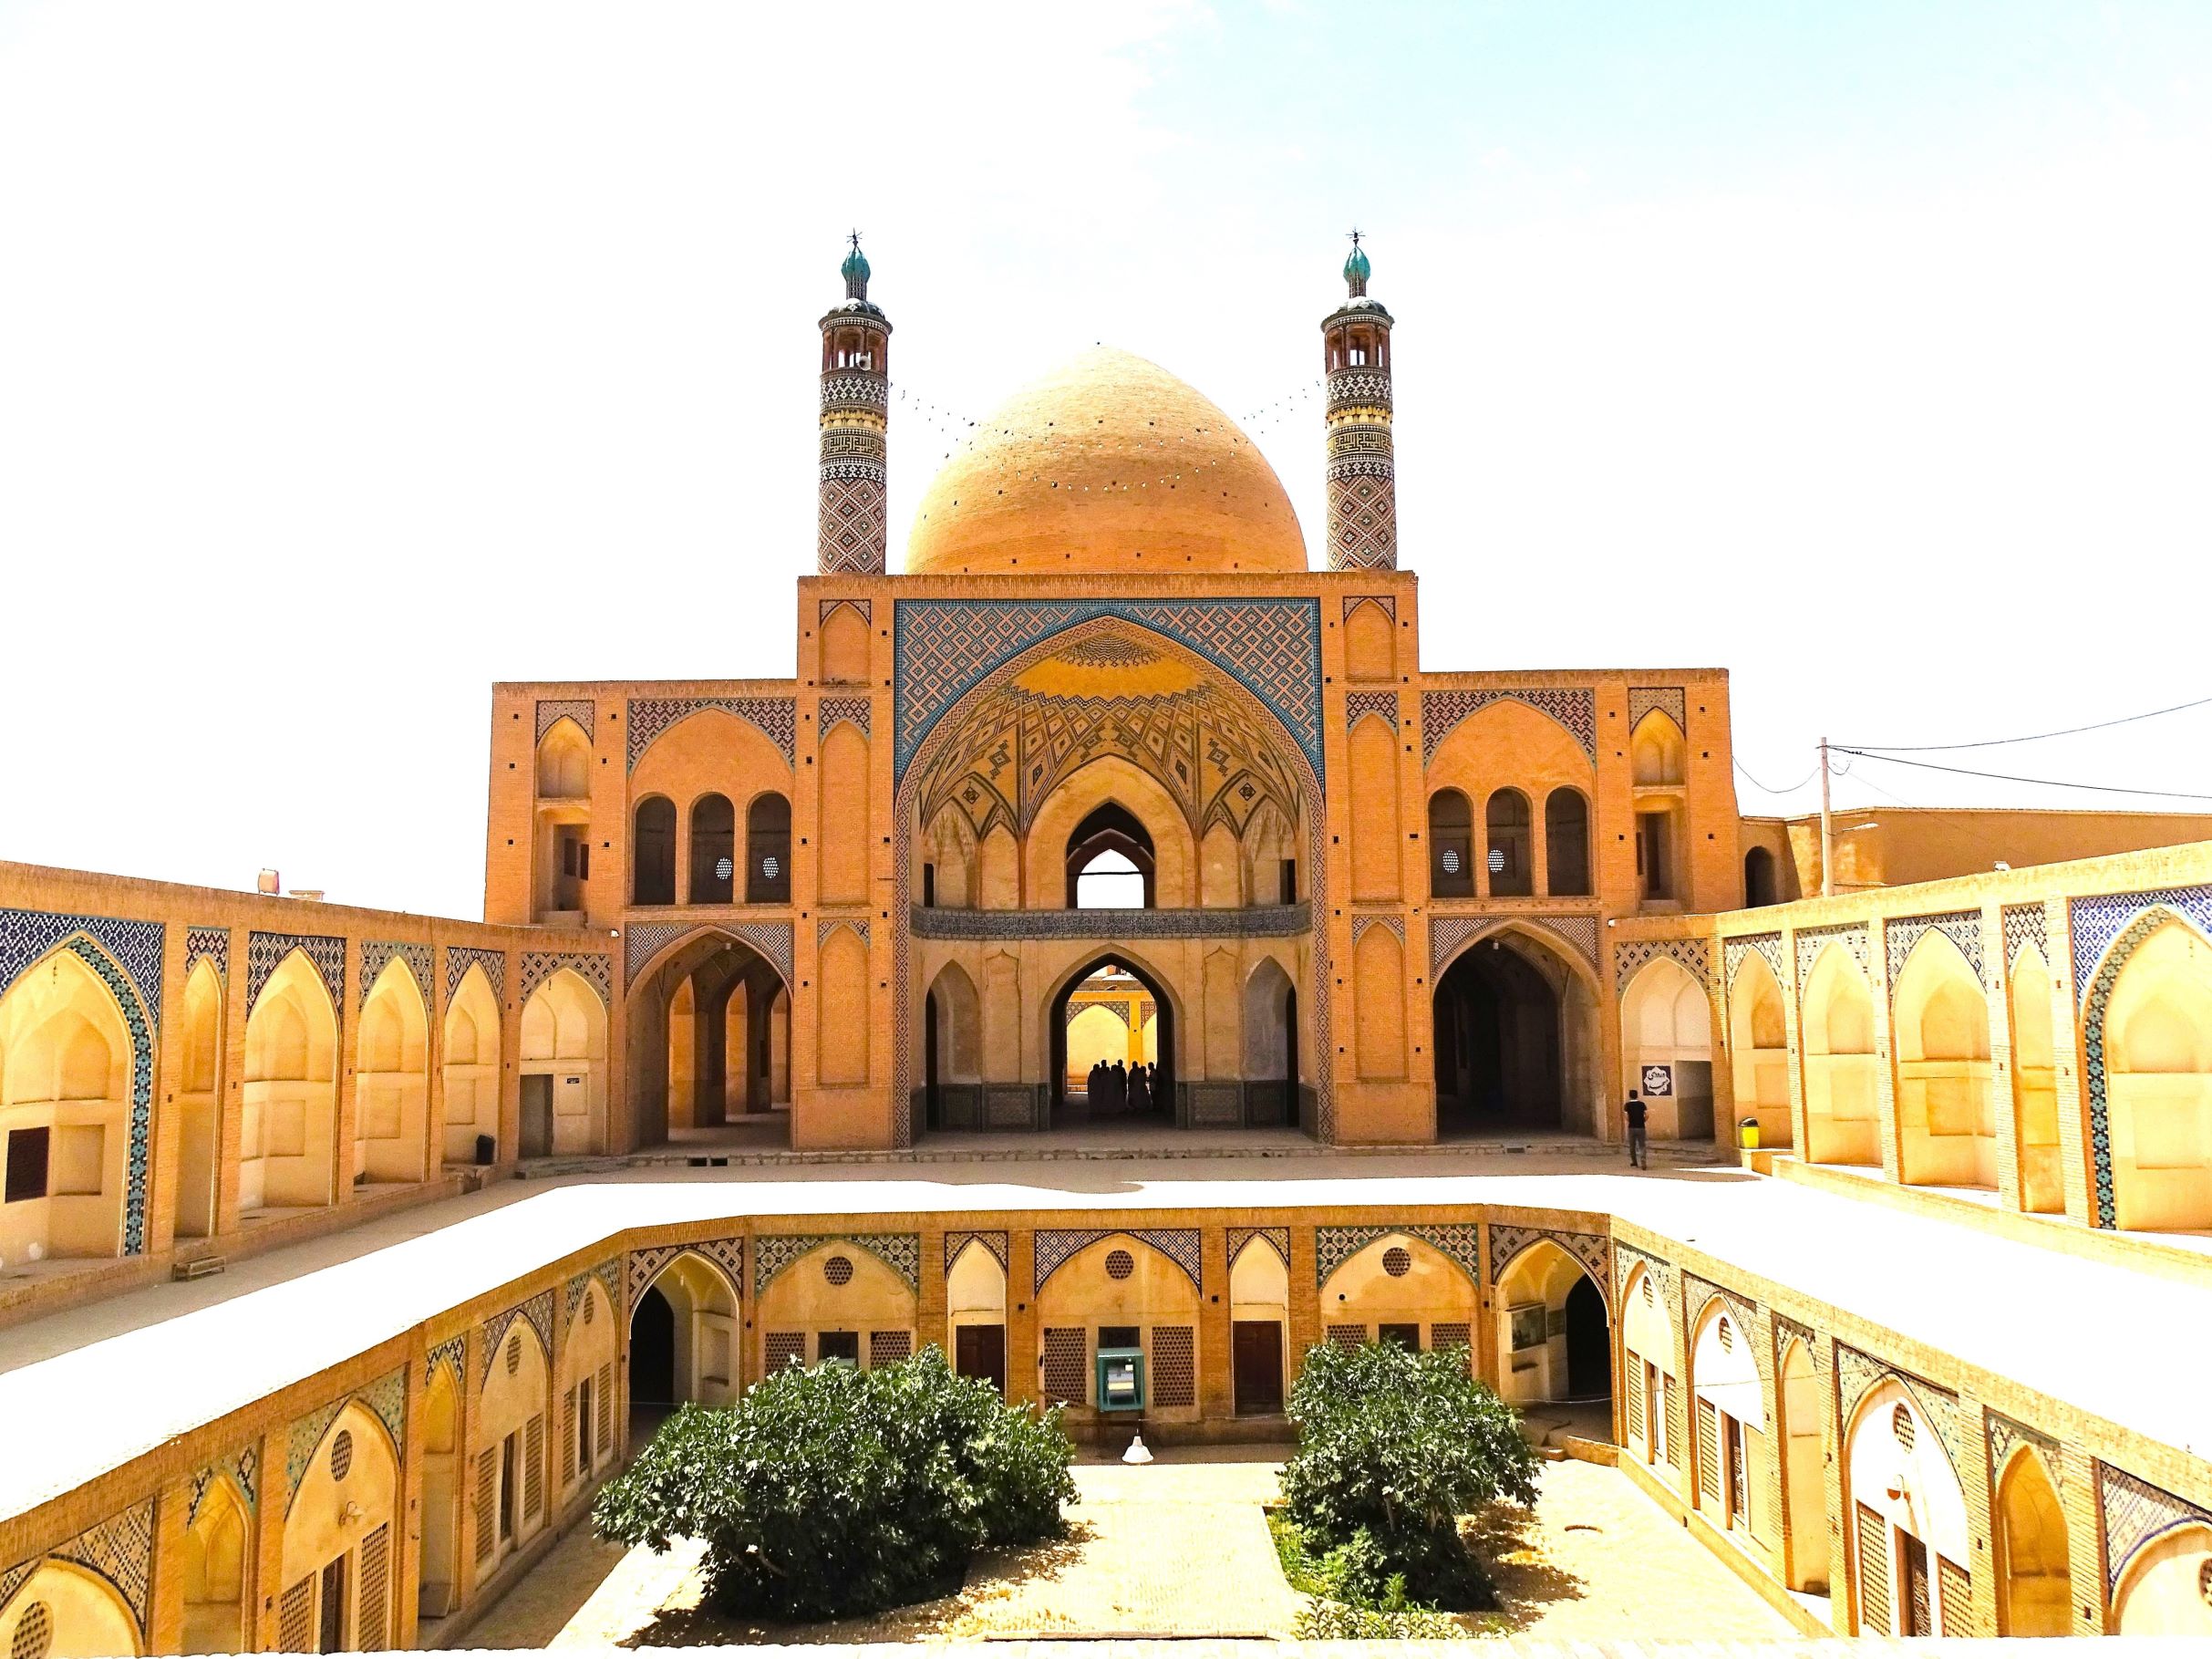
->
(1382, 1246, 1412, 1278)
(761, 855, 781, 881)
(1440, 849, 1460, 875)
(12, 1602, 52, 1659)
(1892, 1404, 1916, 1450)
(330, 1428, 354, 1481)
(1105, 1249, 1134, 1281)
(1488, 848, 1507, 874)
(506, 1332, 522, 1376)
(824, 1254, 854, 1286)
(716, 856, 735, 881)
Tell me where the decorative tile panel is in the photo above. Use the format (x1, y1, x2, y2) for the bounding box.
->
(1343, 690, 1398, 731)
(818, 696, 873, 740)
(1431, 912, 1599, 975)
(565, 1258, 623, 1325)
(2099, 1462, 2211, 1593)
(624, 921, 791, 989)
(1421, 688, 1597, 764)
(1682, 1271, 1759, 1346)
(0, 907, 164, 1020)
(2077, 903, 2211, 1227)
(358, 940, 433, 1012)
(480, 1291, 556, 1384)
(187, 1443, 258, 1526)
(285, 1397, 346, 1499)
(1227, 1226, 1291, 1271)
(1487, 1225, 1609, 1298)
(1773, 1312, 1821, 1366)
(755, 1232, 918, 1295)
(1314, 1224, 1481, 1289)
(46, 1502, 154, 1633)
(1628, 687, 1688, 733)
(1884, 910, 1985, 993)
(914, 904, 1308, 941)
(361, 1366, 407, 1457)
(444, 945, 506, 1003)
(425, 1335, 466, 1390)
(1794, 923, 1871, 993)
(183, 926, 229, 982)
(626, 696, 796, 770)
(2070, 886, 2212, 1005)
(819, 597, 872, 625)
(817, 918, 871, 949)
(893, 597, 1326, 781)
(1614, 1243, 1673, 1307)
(1613, 937, 1712, 994)
(246, 930, 344, 1010)
(518, 950, 611, 1008)
(1340, 594, 1395, 621)
(626, 1239, 746, 1310)
(942, 1229, 1009, 1277)
(533, 699, 595, 743)
(1723, 932, 1786, 992)
(1986, 1410, 2062, 1495)
(1033, 1228, 1203, 1296)
(2000, 904, 2050, 969)
(1350, 914, 1405, 946)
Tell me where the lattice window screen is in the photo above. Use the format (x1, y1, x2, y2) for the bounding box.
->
(523, 1414, 545, 1519)
(1937, 1555, 1969, 1636)
(1663, 1374, 1682, 1467)
(1698, 1399, 1720, 1505)
(1627, 1361, 1646, 1438)
(870, 1330, 913, 1368)
(1856, 1504, 1891, 1634)
(473, 1449, 498, 1563)
(1150, 1325, 1195, 1406)
(562, 1388, 578, 1485)
(357, 1523, 390, 1653)
(278, 1578, 315, 1653)
(1326, 1323, 1367, 1347)
(765, 1332, 806, 1373)
(1041, 1328, 1088, 1404)
(1430, 1322, 1473, 1372)
(596, 1362, 614, 1457)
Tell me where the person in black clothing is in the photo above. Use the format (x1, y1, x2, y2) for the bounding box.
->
(1623, 1089, 1649, 1169)
(1105, 1060, 1126, 1114)
(1086, 1060, 1106, 1107)
(1128, 1062, 1152, 1115)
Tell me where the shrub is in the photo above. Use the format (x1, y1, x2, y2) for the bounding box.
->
(1279, 1339, 1539, 1608)
(592, 1345, 1076, 1623)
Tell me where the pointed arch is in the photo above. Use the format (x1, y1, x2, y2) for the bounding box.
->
(1728, 948, 1793, 1149)
(1494, 1237, 1611, 1408)
(2090, 913, 2212, 1231)
(441, 963, 502, 1165)
(241, 949, 338, 1212)
(1687, 1296, 1763, 1532)
(0, 1560, 142, 1659)
(534, 717, 590, 798)
(1433, 921, 1606, 1137)
(175, 956, 223, 1239)
(1618, 1260, 1676, 1470)
(1621, 956, 1715, 1143)
(1802, 945, 1879, 1166)
(520, 967, 606, 1157)
(280, 1400, 399, 1651)
(419, 1360, 462, 1616)
(1318, 1232, 1480, 1361)
(1844, 1377, 1969, 1634)
(181, 1474, 250, 1654)
(1892, 930, 1995, 1189)
(1777, 1336, 1828, 1592)
(1993, 1444, 2070, 1635)
(2007, 944, 2062, 1212)
(1631, 709, 1686, 786)
(355, 957, 429, 1187)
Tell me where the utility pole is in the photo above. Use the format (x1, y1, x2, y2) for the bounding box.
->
(1819, 736, 1834, 897)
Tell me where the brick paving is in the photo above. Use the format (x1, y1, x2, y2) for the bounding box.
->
(449, 1451, 1789, 1647)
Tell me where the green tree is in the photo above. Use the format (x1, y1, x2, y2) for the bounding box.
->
(1279, 1340, 1539, 1608)
(592, 1346, 1075, 1623)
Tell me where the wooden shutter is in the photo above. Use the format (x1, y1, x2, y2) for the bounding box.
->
(1938, 1556, 1970, 1636)
(1626, 1359, 1645, 1438)
(357, 1523, 390, 1652)
(473, 1446, 498, 1562)
(596, 1362, 614, 1457)
(1698, 1398, 1720, 1503)
(523, 1414, 545, 1519)
(1855, 1503, 1891, 1634)
(1663, 1374, 1682, 1467)
(562, 1387, 578, 1485)
(278, 1577, 315, 1653)
(1041, 1328, 1088, 1404)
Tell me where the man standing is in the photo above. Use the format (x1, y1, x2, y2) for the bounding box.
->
(1623, 1089, 1649, 1169)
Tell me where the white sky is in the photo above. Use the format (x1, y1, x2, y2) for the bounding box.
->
(3, 2, 2209, 918)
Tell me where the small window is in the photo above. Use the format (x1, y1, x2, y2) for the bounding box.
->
(1892, 1403, 1916, 1450)
(1278, 857, 1298, 905)
(1382, 1246, 1411, 1278)
(1100, 1324, 1140, 1350)
(817, 1330, 861, 1365)
(1105, 1249, 1135, 1281)
(4, 1127, 49, 1204)
(823, 1254, 854, 1286)
(1378, 1322, 1421, 1350)
(331, 1429, 354, 1480)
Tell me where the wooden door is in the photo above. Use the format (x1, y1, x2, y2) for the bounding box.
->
(1901, 1533, 1932, 1636)
(1233, 1320, 1284, 1415)
(520, 1074, 553, 1158)
(956, 1323, 1008, 1397)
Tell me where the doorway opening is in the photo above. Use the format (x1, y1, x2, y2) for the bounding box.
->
(1434, 933, 1576, 1133)
(1051, 956, 1174, 1125)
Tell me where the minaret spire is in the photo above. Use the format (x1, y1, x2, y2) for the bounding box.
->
(817, 234, 893, 574)
(1321, 230, 1396, 570)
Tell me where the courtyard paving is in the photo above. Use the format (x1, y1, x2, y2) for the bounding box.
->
(446, 1451, 1792, 1647)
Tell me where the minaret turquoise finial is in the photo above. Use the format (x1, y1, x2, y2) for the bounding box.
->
(842, 231, 871, 299)
(1343, 228, 1370, 297)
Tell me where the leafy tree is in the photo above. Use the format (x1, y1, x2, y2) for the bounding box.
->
(1279, 1339, 1539, 1608)
(592, 1346, 1075, 1623)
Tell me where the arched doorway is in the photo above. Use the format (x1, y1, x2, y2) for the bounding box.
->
(1777, 1338, 1828, 1593)
(947, 1239, 1008, 1396)
(1803, 945, 1880, 1167)
(1050, 955, 1174, 1125)
(1228, 1235, 1288, 1415)
(418, 1364, 461, 1618)
(1845, 1380, 1969, 1636)
(629, 1252, 739, 1438)
(1993, 1447, 2070, 1635)
(625, 930, 790, 1149)
(1689, 1299, 1763, 1536)
(1242, 959, 1298, 1127)
(923, 962, 982, 1131)
(1493, 1239, 1612, 1426)
(1067, 803, 1155, 908)
(1434, 930, 1597, 1135)
(519, 969, 607, 1157)
(1620, 957, 1715, 1143)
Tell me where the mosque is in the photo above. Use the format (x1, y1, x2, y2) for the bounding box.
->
(2, 239, 2212, 1652)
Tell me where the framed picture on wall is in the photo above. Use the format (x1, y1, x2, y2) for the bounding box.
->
(1641, 1063, 1674, 1096)
(1508, 1301, 1545, 1353)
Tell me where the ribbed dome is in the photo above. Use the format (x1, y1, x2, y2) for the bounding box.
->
(902, 347, 1308, 576)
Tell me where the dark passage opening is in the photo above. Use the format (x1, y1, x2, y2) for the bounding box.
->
(629, 1285, 676, 1405)
(1565, 1275, 1612, 1402)
(1433, 938, 1564, 1131)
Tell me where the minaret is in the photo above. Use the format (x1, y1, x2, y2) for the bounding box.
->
(817, 233, 893, 574)
(1321, 231, 1397, 570)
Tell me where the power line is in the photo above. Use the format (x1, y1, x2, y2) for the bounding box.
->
(1845, 693, 2212, 753)
(1832, 748, 2212, 803)
(1733, 757, 1819, 796)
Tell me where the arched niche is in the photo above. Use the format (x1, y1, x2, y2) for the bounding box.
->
(820, 604, 870, 684)
(631, 795, 677, 906)
(815, 925, 871, 1087)
(631, 1251, 740, 1419)
(1353, 924, 1406, 1083)
(920, 805, 977, 910)
(756, 1241, 915, 1375)
(1427, 788, 1473, 898)
(745, 792, 791, 903)
(355, 959, 429, 1187)
(2100, 918, 2212, 1232)
(1227, 1235, 1288, 1415)
(1621, 958, 1714, 1143)
(1802, 946, 1879, 1167)
(181, 1475, 250, 1654)
(1618, 1262, 1675, 1470)
(1544, 787, 1591, 897)
(922, 960, 983, 1131)
(2007, 946, 2062, 1213)
(688, 793, 736, 904)
(1065, 801, 1156, 909)
(175, 957, 223, 1240)
(1241, 957, 1299, 1126)
(1433, 927, 1603, 1137)
(947, 1239, 1009, 1395)
(561, 1278, 620, 1499)
(0, 947, 134, 1262)
(1347, 711, 1401, 902)
(817, 721, 871, 906)
(281, 1401, 399, 1651)
(1026, 758, 1192, 909)
(418, 1363, 462, 1618)
(1777, 1337, 1828, 1592)
(519, 969, 606, 1157)
(1993, 1446, 2070, 1636)
(1688, 1298, 1763, 1533)
(1893, 933, 1994, 1189)
(476, 1321, 553, 1577)
(1035, 1233, 1203, 1420)
(1493, 1239, 1610, 1409)
(1631, 710, 1686, 786)
(241, 951, 338, 1213)
(1318, 1233, 1477, 1358)
(440, 965, 501, 1165)
(1728, 951, 1793, 1149)
(1343, 598, 1393, 682)
(1845, 1379, 1969, 1635)
(1484, 788, 1534, 898)
(534, 718, 589, 799)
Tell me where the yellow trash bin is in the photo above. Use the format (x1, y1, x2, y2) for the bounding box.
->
(1738, 1116, 1761, 1151)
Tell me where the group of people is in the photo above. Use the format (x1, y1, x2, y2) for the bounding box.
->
(1082, 1058, 1162, 1115)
